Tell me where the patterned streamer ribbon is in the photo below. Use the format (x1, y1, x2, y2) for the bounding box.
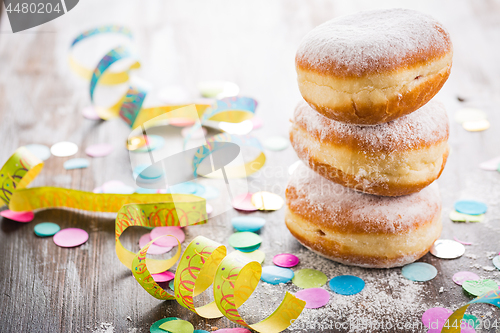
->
(131, 235, 306, 333)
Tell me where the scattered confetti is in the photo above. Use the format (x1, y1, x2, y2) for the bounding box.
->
(292, 269, 328, 289)
(493, 256, 500, 271)
(50, 141, 78, 157)
(449, 210, 484, 223)
(402, 262, 437, 282)
(452, 271, 480, 286)
(199, 186, 220, 200)
(198, 81, 239, 99)
(82, 106, 101, 120)
(422, 307, 452, 329)
(260, 266, 294, 285)
(328, 275, 365, 295)
(152, 271, 175, 283)
(273, 253, 300, 268)
(0, 210, 34, 223)
(454, 200, 487, 215)
(181, 126, 207, 139)
(462, 279, 498, 297)
(454, 108, 487, 124)
(463, 119, 490, 132)
(295, 288, 330, 309)
(85, 143, 114, 157)
(53, 228, 89, 248)
(34, 222, 60, 237)
(288, 160, 303, 175)
(430, 239, 465, 259)
(228, 232, 262, 249)
(133, 135, 165, 152)
(262, 136, 289, 151)
(150, 226, 185, 247)
(237, 250, 265, 264)
(231, 216, 266, 232)
(251, 191, 284, 211)
(25, 144, 51, 161)
(479, 156, 500, 171)
(453, 237, 472, 245)
(64, 158, 89, 170)
(232, 193, 257, 212)
(150, 317, 179, 333)
(139, 233, 172, 255)
(463, 314, 481, 329)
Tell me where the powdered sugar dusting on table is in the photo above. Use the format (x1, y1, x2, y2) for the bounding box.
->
(287, 164, 441, 233)
(296, 8, 452, 76)
(293, 99, 449, 152)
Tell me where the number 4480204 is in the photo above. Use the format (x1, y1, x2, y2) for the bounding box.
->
(5, 2, 61, 14)
(443, 318, 498, 330)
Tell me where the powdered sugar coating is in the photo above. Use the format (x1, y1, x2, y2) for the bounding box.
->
(296, 8, 452, 77)
(293, 99, 449, 153)
(287, 164, 441, 234)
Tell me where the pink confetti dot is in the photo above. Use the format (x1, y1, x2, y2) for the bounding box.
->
(273, 253, 300, 268)
(422, 307, 452, 329)
(0, 210, 34, 223)
(150, 227, 185, 247)
(152, 271, 175, 283)
(82, 106, 101, 120)
(251, 117, 263, 130)
(452, 271, 480, 285)
(138, 233, 172, 255)
(85, 143, 114, 157)
(206, 203, 213, 215)
(295, 288, 330, 309)
(232, 193, 257, 212)
(53, 228, 89, 248)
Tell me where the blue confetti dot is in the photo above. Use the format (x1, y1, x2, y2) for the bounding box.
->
(454, 200, 487, 215)
(402, 262, 437, 282)
(64, 158, 90, 170)
(261, 266, 294, 285)
(34, 222, 60, 237)
(328, 275, 365, 295)
(493, 256, 500, 271)
(231, 216, 266, 232)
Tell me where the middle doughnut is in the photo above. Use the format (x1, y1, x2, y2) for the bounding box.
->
(290, 99, 449, 196)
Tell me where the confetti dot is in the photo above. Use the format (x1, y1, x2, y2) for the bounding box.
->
(479, 156, 500, 171)
(50, 141, 78, 157)
(402, 262, 437, 282)
(150, 317, 179, 333)
(453, 271, 480, 286)
(170, 118, 196, 127)
(237, 250, 265, 264)
(493, 256, 500, 271)
(53, 228, 89, 248)
(152, 271, 175, 283)
(422, 307, 452, 329)
(85, 143, 113, 157)
(454, 200, 487, 215)
(231, 216, 266, 232)
(273, 253, 299, 268)
(25, 144, 51, 161)
(449, 210, 484, 223)
(328, 275, 365, 295)
(169, 280, 175, 291)
(82, 106, 101, 120)
(228, 232, 262, 249)
(462, 279, 498, 297)
(294, 288, 330, 308)
(430, 239, 465, 259)
(150, 227, 185, 247)
(206, 203, 213, 215)
(232, 193, 257, 212)
(262, 136, 289, 151)
(159, 319, 194, 333)
(64, 158, 90, 170)
(34, 222, 60, 237)
(261, 266, 294, 285)
(463, 119, 490, 132)
(235, 244, 261, 253)
(463, 314, 480, 329)
(250, 117, 263, 130)
(1, 210, 34, 223)
(194, 331, 210, 333)
(251, 191, 284, 211)
(292, 269, 328, 289)
(139, 233, 172, 255)
(453, 236, 472, 245)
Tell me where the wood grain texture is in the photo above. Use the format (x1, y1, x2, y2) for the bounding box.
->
(0, 0, 499, 332)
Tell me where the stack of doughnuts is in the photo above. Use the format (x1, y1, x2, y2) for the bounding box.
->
(286, 8, 452, 268)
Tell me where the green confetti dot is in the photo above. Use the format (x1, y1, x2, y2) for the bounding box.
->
(292, 268, 327, 289)
(159, 319, 194, 333)
(150, 317, 178, 333)
(462, 314, 480, 329)
(462, 279, 498, 297)
(34, 222, 60, 237)
(228, 232, 262, 249)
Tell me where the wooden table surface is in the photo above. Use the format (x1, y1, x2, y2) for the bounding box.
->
(1, 1, 499, 332)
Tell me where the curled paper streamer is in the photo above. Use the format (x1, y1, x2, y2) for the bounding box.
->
(442, 289, 500, 333)
(131, 235, 305, 333)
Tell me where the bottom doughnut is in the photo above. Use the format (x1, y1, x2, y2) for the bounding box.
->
(285, 164, 442, 268)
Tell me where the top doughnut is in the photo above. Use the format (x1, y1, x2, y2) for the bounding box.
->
(296, 8, 453, 125)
